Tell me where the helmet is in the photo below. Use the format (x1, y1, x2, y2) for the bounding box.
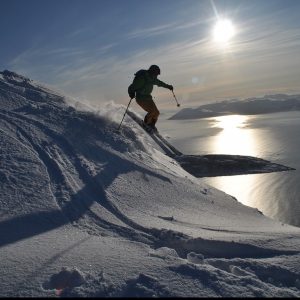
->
(148, 65, 161, 75)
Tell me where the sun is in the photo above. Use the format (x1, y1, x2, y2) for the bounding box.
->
(213, 19, 235, 45)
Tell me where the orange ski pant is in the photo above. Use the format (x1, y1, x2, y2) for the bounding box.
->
(136, 98, 160, 126)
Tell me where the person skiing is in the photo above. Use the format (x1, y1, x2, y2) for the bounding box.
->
(128, 65, 173, 132)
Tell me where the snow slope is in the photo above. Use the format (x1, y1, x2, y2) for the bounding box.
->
(0, 70, 299, 297)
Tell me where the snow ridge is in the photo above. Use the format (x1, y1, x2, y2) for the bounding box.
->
(170, 94, 300, 120)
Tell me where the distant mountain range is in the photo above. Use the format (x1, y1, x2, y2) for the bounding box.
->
(169, 94, 300, 120)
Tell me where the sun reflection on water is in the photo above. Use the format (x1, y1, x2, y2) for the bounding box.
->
(203, 174, 259, 208)
(210, 115, 258, 156)
(204, 115, 260, 208)
(213, 115, 247, 130)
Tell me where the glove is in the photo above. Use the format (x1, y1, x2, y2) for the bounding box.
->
(129, 91, 135, 99)
(168, 85, 174, 91)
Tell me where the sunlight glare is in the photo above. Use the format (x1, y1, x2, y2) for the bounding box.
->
(213, 115, 247, 130)
(210, 115, 258, 156)
(213, 19, 235, 45)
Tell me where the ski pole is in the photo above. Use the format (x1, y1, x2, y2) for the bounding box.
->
(118, 98, 133, 131)
(172, 90, 180, 107)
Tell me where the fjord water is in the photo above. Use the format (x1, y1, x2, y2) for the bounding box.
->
(159, 111, 300, 227)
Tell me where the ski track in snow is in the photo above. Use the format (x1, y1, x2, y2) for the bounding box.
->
(0, 108, 153, 244)
(1, 71, 300, 297)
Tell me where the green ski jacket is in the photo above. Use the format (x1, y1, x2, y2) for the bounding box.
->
(128, 70, 171, 100)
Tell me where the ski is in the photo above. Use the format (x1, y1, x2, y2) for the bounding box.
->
(154, 131, 182, 156)
(126, 110, 182, 157)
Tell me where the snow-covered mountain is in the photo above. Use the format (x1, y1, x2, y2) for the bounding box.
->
(0, 70, 299, 297)
(170, 94, 300, 120)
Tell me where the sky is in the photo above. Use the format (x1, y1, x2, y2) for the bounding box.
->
(1, 70, 300, 297)
(1, 0, 300, 109)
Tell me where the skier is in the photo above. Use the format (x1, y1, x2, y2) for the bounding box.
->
(128, 65, 173, 132)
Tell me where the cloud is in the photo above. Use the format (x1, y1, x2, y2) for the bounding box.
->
(7, 8, 300, 108)
(125, 19, 207, 40)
